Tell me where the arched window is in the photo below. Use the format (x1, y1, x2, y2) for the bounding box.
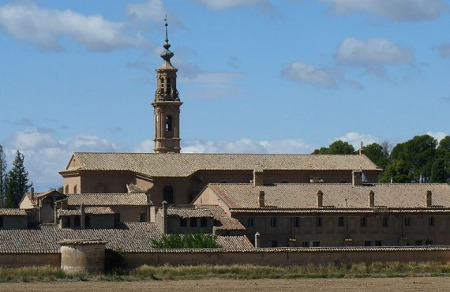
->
(73, 184, 77, 194)
(65, 185, 69, 194)
(165, 116, 172, 131)
(163, 185, 174, 204)
(166, 78, 171, 93)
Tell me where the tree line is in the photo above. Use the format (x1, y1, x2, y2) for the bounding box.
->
(0, 144, 32, 208)
(313, 134, 450, 184)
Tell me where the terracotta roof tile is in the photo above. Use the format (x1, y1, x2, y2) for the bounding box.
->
(207, 183, 450, 210)
(0, 223, 253, 253)
(0, 209, 27, 216)
(67, 193, 148, 206)
(63, 153, 380, 177)
(167, 206, 213, 218)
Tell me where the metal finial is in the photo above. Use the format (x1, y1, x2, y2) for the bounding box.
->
(164, 15, 169, 44)
(160, 15, 174, 63)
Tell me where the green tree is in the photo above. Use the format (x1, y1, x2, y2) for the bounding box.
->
(363, 142, 390, 169)
(379, 159, 413, 183)
(151, 231, 221, 248)
(313, 140, 355, 154)
(5, 150, 32, 208)
(431, 136, 450, 183)
(0, 145, 6, 207)
(390, 135, 437, 182)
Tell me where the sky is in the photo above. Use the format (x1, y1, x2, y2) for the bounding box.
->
(0, 0, 449, 191)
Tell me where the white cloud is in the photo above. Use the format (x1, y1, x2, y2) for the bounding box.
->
(182, 138, 314, 154)
(335, 38, 413, 66)
(3, 130, 120, 191)
(322, 0, 448, 21)
(426, 131, 448, 142)
(193, 0, 271, 10)
(336, 132, 378, 149)
(0, 2, 152, 51)
(126, 0, 166, 22)
(282, 61, 338, 89)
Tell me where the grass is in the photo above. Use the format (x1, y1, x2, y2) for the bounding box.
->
(2, 262, 450, 282)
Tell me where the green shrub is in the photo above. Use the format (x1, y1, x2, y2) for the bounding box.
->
(151, 231, 221, 248)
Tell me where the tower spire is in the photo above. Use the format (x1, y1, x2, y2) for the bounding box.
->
(160, 15, 174, 64)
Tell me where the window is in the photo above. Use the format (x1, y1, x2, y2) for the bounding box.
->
(63, 217, 70, 228)
(429, 217, 435, 226)
(415, 240, 422, 246)
(316, 217, 322, 227)
(375, 240, 382, 246)
(302, 241, 310, 247)
(65, 185, 69, 194)
(85, 215, 91, 228)
(200, 217, 208, 227)
(180, 218, 187, 227)
(74, 216, 80, 227)
(271, 241, 278, 247)
(139, 213, 146, 222)
(312, 241, 321, 247)
(73, 184, 77, 193)
(426, 240, 433, 245)
(0, 216, 3, 228)
(166, 78, 171, 93)
(338, 217, 344, 227)
(360, 217, 367, 227)
(270, 217, 277, 227)
(364, 240, 372, 246)
(382, 217, 388, 227)
(404, 217, 411, 226)
(165, 116, 172, 131)
(190, 218, 197, 227)
(163, 185, 174, 204)
(293, 217, 300, 227)
(247, 218, 254, 227)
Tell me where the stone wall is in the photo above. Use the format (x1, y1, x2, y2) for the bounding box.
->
(123, 247, 450, 268)
(0, 253, 60, 268)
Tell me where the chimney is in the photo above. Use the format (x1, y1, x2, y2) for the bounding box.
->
(426, 191, 432, 208)
(162, 201, 168, 234)
(146, 193, 152, 205)
(317, 190, 323, 208)
(368, 190, 375, 208)
(30, 187, 35, 200)
(253, 169, 264, 187)
(80, 203, 85, 229)
(352, 170, 363, 186)
(258, 191, 265, 208)
(254, 232, 260, 248)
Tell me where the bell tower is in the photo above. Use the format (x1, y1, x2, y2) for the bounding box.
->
(153, 18, 182, 153)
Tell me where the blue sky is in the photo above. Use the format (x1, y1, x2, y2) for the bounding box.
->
(0, 0, 449, 190)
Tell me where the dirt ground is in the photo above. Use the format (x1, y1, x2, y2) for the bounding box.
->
(1, 277, 450, 292)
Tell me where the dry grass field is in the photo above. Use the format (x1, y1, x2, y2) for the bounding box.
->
(1, 278, 450, 292)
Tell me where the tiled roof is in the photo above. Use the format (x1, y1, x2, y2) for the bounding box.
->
(0, 209, 27, 216)
(62, 153, 380, 177)
(206, 183, 450, 210)
(196, 205, 245, 231)
(167, 205, 214, 218)
(66, 193, 148, 206)
(0, 223, 253, 253)
(57, 207, 114, 217)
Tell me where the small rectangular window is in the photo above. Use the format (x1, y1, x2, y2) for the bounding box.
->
(382, 217, 388, 227)
(375, 240, 382, 246)
(404, 217, 411, 226)
(312, 241, 321, 247)
(338, 217, 344, 227)
(316, 217, 322, 227)
(270, 217, 277, 227)
(180, 218, 187, 227)
(271, 240, 278, 247)
(293, 217, 300, 227)
(302, 241, 310, 247)
(74, 216, 80, 227)
(415, 240, 422, 246)
(429, 217, 435, 226)
(247, 218, 254, 227)
(425, 240, 433, 245)
(200, 217, 208, 227)
(364, 240, 372, 246)
(85, 215, 91, 228)
(190, 218, 197, 227)
(139, 213, 146, 222)
(360, 217, 367, 227)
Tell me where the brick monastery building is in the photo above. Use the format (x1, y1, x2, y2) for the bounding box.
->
(1, 22, 449, 254)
